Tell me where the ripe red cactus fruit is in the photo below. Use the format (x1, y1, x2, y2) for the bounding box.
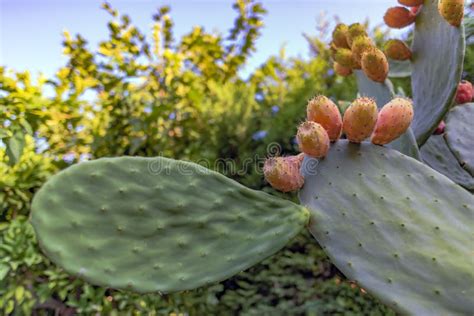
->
(263, 154, 305, 193)
(361, 48, 389, 83)
(398, 0, 424, 6)
(384, 39, 412, 61)
(371, 98, 414, 145)
(434, 121, 446, 135)
(455, 80, 473, 104)
(296, 121, 330, 158)
(307, 95, 343, 141)
(384, 7, 417, 29)
(343, 97, 378, 143)
(438, 0, 464, 27)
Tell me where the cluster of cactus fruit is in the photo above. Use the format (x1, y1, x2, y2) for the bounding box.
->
(30, 1, 473, 315)
(330, 22, 390, 82)
(330, 0, 466, 83)
(264, 96, 414, 192)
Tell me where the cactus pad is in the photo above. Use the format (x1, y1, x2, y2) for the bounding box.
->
(299, 141, 474, 315)
(411, 0, 465, 145)
(445, 103, 474, 176)
(421, 135, 474, 191)
(31, 157, 309, 293)
(388, 59, 411, 78)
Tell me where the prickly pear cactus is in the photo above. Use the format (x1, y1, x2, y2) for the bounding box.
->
(31, 157, 309, 293)
(299, 140, 474, 315)
(411, 0, 465, 145)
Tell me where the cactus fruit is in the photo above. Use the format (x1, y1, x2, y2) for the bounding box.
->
(384, 39, 412, 61)
(306, 95, 343, 141)
(398, 0, 424, 6)
(300, 141, 474, 315)
(332, 23, 350, 49)
(346, 23, 368, 48)
(31, 157, 310, 293)
(433, 121, 446, 135)
(354, 70, 421, 160)
(384, 7, 417, 28)
(342, 97, 378, 143)
(371, 98, 414, 145)
(361, 48, 389, 83)
(264, 154, 305, 192)
(334, 62, 353, 77)
(296, 121, 330, 158)
(455, 80, 473, 104)
(351, 36, 374, 69)
(334, 48, 355, 68)
(438, 0, 465, 27)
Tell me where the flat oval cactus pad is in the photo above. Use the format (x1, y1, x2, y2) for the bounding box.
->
(31, 157, 309, 293)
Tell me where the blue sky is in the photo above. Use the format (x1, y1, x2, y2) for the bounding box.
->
(0, 0, 400, 78)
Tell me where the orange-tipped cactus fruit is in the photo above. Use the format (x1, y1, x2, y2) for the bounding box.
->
(306, 95, 343, 141)
(346, 23, 368, 48)
(384, 7, 417, 28)
(334, 48, 355, 68)
(332, 23, 350, 49)
(371, 98, 414, 145)
(343, 97, 378, 143)
(351, 36, 374, 69)
(384, 39, 412, 60)
(438, 0, 464, 27)
(263, 154, 305, 192)
(296, 121, 330, 158)
(361, 48, 389, 83)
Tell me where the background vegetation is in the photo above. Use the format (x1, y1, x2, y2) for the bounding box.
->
(0, 1, 471, 314)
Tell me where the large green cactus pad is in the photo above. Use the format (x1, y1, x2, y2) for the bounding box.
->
(299, 141, 474, 315)
(355, 70, 420, 160)
(411, 0, 465, 145)
(31, 157, 309, 293)
(421, 134, 474, 191)
(445, 103, 474, 176)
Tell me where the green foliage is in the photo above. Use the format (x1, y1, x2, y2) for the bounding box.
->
(0, 137, 56, 221)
